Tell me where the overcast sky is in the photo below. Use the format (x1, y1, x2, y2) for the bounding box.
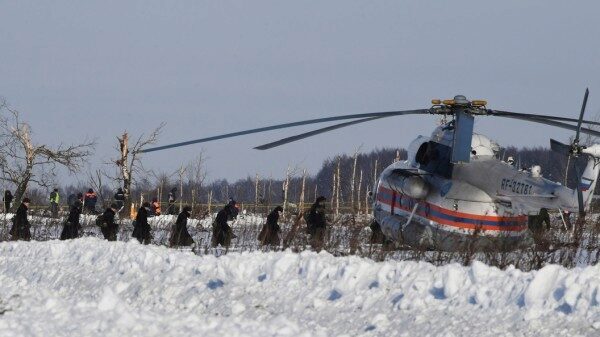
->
(1, 1, 600, 186)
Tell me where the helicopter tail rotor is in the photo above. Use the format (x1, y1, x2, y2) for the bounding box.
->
(549, 88, 590, 217)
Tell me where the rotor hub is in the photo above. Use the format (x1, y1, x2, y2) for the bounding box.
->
(430, 95, 488, 115)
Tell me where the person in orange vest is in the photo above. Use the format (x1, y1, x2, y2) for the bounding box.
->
(150, 197, 161, 216)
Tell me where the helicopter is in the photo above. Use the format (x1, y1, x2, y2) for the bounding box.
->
(141, 89, 600, 251)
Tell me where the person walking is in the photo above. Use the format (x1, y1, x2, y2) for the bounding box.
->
(211, 203, 236, 247)
(169, 206, 194, 247)
(227, 198, 239, 220)
(305, 196, 328, 250)
(49, 188, 60, 218)
(99, 204, 119, 241)
(3, 190, 13, 213)
(61, 193, 83, 240)
(258, 206, 283, 247)
(10, 198, 31, 241)
(132, 202, 152, 244)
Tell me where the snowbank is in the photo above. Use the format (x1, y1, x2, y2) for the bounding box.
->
(1, 239, 599, 336)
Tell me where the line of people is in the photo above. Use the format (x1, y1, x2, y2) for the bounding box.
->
(7, 193, 331, 251)
(3, 186, 184, 216)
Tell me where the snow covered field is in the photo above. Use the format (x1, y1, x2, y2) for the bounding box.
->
(1, 239, 600, 337)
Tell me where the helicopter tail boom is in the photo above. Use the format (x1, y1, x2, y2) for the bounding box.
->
(555, 148, 600, 214)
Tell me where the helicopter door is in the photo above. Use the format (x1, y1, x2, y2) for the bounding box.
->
(415, 141, 453, 178)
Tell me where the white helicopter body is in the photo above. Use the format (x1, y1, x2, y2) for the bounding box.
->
(373, 124, 600, 250)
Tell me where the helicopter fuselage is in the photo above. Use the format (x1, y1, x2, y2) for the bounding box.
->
(373, 125, 600, 251)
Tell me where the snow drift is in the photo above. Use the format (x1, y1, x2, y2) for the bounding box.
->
(1, 239, 599, 336)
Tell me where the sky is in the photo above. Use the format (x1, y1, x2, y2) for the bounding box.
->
(1, 1, 600, 186)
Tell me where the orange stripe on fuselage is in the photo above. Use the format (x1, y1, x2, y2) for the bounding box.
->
(377, 186, 527, 232)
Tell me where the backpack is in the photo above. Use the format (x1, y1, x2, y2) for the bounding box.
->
(95, 214, 107, 228)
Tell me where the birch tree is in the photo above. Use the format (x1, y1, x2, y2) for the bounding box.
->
(114, 123, 164, 216)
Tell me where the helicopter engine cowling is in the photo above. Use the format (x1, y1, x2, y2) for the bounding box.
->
(385, 174, 430, 199)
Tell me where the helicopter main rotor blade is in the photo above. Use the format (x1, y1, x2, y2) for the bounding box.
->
(490, 109, 600, 127)
(575, 88, 590, 144)
(254, 116, 387, 150)
(140, 109, 429, 153)
(493, 114, 600, 139)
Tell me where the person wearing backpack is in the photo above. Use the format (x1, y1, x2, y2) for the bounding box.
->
(306, 196, 328, 250)
(258, 206, 283, 247)
(211, 203, 236, 247)
(132, 202, 152, 244)
(98, 203, 119, 241)
(61, 193, 83, 240)
(9, 198, 31, 241)
(169, 206, 194, 247)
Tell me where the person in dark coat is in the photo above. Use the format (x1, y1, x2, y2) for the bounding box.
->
(528, 207, 551, 232)
(258, 206, 283, 247)
(369, 220, 386, 244)
(61, 193, 83, 240)
(211, 203, 236, 247)
(67, 193, 77, 208)
(132, 202, 152, 244)
(169, 206, 194, 247)
(114, 188, 125, 210)
(4, 190, 13, 213)
(227, 198, 239, 220)
(83, 188, 98, 214)
(10, 198, 31, 241)
(100, 204, 119, 241)
(306, 196, 328, 250)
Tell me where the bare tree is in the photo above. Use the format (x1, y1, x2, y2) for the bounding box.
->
(150, 170, 171, 205)
(0, 101, 95, 211)
(187, 152, 207, 216)
(87, 168, 107, 206)
(114, 123, 165, 216)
